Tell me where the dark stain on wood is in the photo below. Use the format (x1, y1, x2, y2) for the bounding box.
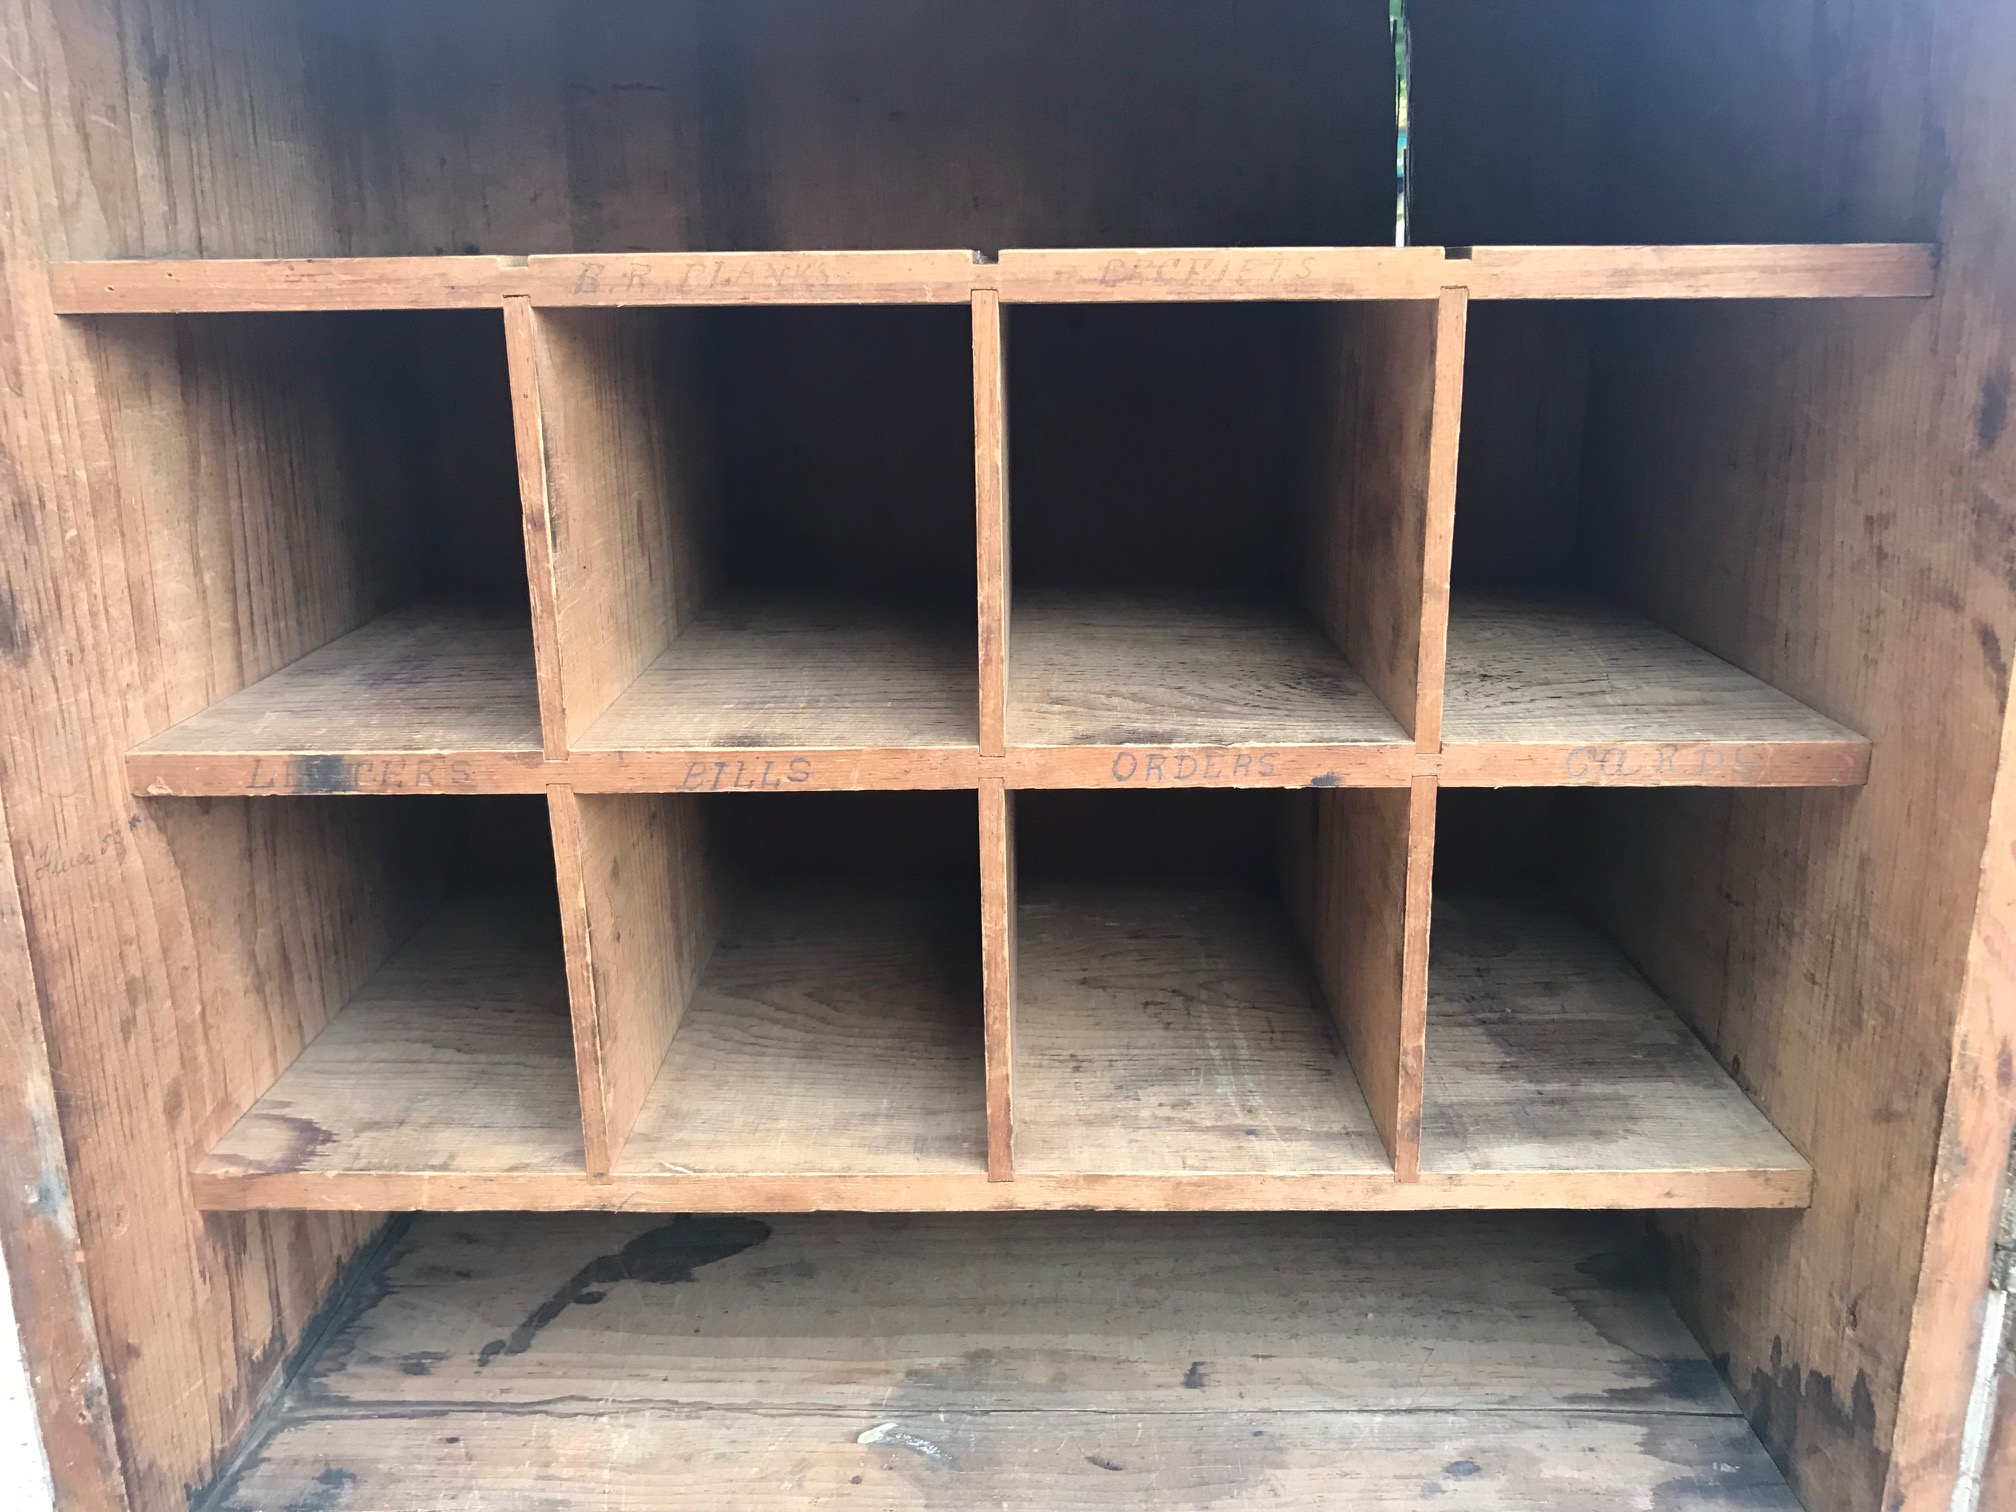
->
(1183, 1361, 1206, 1389)
(1980, 365, 2010, 451)
(475, 1217, 771, 1367)
(0, 586, 27, 663)
(1741, 1338, 1887, 1512)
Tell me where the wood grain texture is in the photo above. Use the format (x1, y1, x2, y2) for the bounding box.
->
(1440, 594, 1871, 786)
(532, 307, 717, 747)
(205, 1209, 1797, 1510)
(617, 886, 987, 1177)
(974, 289, 1011, 757)
(570, 599, 978, 764)
(198, 894, 584, 1181)
(1007, 593, 1411, 768)
(125, 601, 544, 795)
(0, 787, 129, 1510)
(1013, 884, 1389, 1176)
(979, 779, 1015, 1179)
(1416, 291, 1469, 750)
(1300, 301, 1442, 737)
(1421, 889, 1809, 1195)
(504, 296, 571, 761)
(563, 794, 721, 1174)
(1299, 788, 1420, 1177)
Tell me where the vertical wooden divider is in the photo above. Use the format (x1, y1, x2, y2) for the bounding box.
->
(980, 778, 1016, 1180)
(1397, 287, 1470, 1181)
(508, 295, 611, 1173)
(974, 286, 1016, 1180)
(974, 288, 1011, 756)
(508, 299, 728, 1175)
(1302, 288, 1468, 1181)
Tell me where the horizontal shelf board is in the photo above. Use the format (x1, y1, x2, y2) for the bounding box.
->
(192, 1167, 1807, 1211)
(198, 894, 584, 1181)
(570, 600, 979, 792)
(51, 249, 981, 312)
(1420, 888, 1810, 1193)
(996, 242, 1934, 302)
(55, 243, 1935, 313)
(1007, 593, 1411, 787)
(1438, 593, 1869, 786)
(1014, 883, 1390, 1176)
(615, 886, 988, 1177)
(216, 1210, 1794, 1510)
(128, 601, 545, 795)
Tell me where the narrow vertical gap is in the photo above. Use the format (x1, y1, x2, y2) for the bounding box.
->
(1392, 0, 1412, 247)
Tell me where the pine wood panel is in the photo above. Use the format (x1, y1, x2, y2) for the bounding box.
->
(1301, 788, 1422, 1176)
(1440, 595, 1871, 787)
(616, 887, 987, 1178)
(198, 895, 584, 1182)
(559, 793, 721, 1174)
(974, 289, 1011, 757)
(1420, 889, 1809, 1194)
(54, 241, 1938, 313)
(567, 600, 978, 789)
(1005, 594, 1411, 785)
(203, 1210, 1797, 1510)
(530, 308, 717, 748)
(125, 601, 544, 795)
(979, 779, 1016, 1180)
(1300, 299, 1448, 738)
(1012, 884, 1390, 1177)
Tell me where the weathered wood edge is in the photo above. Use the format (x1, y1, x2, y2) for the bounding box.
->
(50, 244, 1937, 313)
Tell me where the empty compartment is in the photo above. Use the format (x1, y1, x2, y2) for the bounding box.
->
(1407, 0, 1936, 249)
(1005, 302, 1454, 785)
(1438, 301, 1872, 787)
(196, 796, 583, 1196)
(1011, 788, 1413, 1177)
(537, 306, 980, 789)
(99, 312, 539, 796)
(566, 790, 987, 1178)
(74, 0, 1395, 261)
(212, 1210, 1799, 1510)
(1420, 789, 1808, 1204)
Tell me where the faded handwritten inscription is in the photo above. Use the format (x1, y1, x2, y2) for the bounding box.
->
(247, 756, 481, 794)
(1562, 744, 1766, 781)
(672, 757, 815, 792)
(1096, 252, 1326, 288)
(1109, 750, 1280, 784)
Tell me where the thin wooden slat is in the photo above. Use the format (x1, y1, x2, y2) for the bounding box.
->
(1460, 242, 1937, 300)
(1418, 889, 1811, 1192)
(974, 289, 1011, 757)
(523, 250, 981, 305)
(198, 896, 585, 1181)
(1006, 594, 1413, 786)
(1414, 289, 1469, 750)
(615, 887, 987, 1178)
(54, 243, 1936, 316)
(1438, 595, 1871, 787)
(504, 296, 571, 762)
(999, 246, 1453, 302)
(189, 1166, 1811, 1213)
(124, 602, 546, 796)
(979, 779, 1016, 1180)
(50, 256, 532, 312)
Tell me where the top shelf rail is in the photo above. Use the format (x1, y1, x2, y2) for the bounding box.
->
(50, 243, 1937, 314)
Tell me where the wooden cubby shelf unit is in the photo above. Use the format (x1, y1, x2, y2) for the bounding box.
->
(89, 240, 1933, 1215)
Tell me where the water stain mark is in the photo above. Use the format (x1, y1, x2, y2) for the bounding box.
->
(1183, 1361, 1207, 1389)
(476, 1217, 770, 1367)
(1980, 364, 2010, 451)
